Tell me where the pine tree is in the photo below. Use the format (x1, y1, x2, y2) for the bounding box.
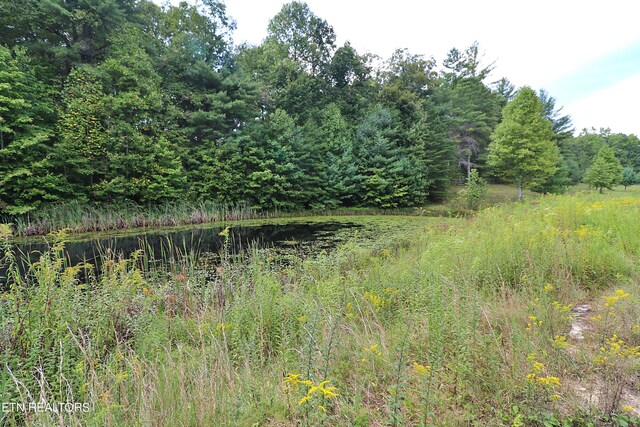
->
(94, 28, 186, 203)
(621, 167, 638, 190)
(0, 46, 67, 213)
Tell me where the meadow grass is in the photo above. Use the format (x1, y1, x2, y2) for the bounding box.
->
(1, 191, 640, 426)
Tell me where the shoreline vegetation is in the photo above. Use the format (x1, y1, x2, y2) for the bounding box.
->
(0, 200, 416, 239)
(1, 184, 542, 239)
(1, 191, 639, 425)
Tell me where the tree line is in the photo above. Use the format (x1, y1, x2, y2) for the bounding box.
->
(1, 0, 638, 215)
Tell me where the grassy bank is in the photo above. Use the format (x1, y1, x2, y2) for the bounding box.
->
(1, 200, 424, 238)
(1, 192, 639, 426)
(0, 183, 549, 238)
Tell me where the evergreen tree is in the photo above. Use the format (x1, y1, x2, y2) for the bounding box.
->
(352, 106, 419, 207)
(621, 167, 638, 190)
(562, 129, 606, 183)
(529, 154, 571, 194)
(93, 28, 186, 203)
(304, 103, 357, 208)
(0, 46, 67, 213)
(245, 109, 299, 209)
(0, 0, 140, 76)
(438, 77, 501, 179)
(407, 105, 456, 201)
(608, 133, 640, 170)
(327, 42, 374, 122)
(55, 65, 108, 197)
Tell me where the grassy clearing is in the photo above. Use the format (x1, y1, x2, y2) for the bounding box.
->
(419, 183, 542, 217)
(1, 192, 640, 426)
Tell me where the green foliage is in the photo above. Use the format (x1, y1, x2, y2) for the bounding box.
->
(407, 105, 457, 201)
(459, 169, 487, 210)
(608, 133, 640, 170)
(440, 77, 502, 178)
(8, 0, 638, 222)
(55, 65, 107, 197)
(488, 87, 559, 199)
(529, 154, 572, 194)
(94, 28, 186, 203)
(538, 89, 574, 142)
(0, 0, 141, 75)
(584, 145, 624, 192)
(352, 106, 420, 207)
(266, 1, 336, 76)
(621, 167, 638, 190)
(0, 46, 67, 213)
(442, 41, 494, 82)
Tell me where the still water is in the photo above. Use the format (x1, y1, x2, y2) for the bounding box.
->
(1, 221, 362, 285)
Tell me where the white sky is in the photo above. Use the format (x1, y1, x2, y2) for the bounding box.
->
(165, 0, 640, 136)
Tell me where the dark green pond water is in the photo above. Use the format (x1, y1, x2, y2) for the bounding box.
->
(1, 221, 362, 285)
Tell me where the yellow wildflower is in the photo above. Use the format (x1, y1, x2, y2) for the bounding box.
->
(346, 302, 354, 318)
(298, 395, 312, 405)
(574, 225, 590, 238)
(551, 335, 569, 349)
(536, 376, 561, 387)
(412, 362, 431, 376)
(294, 378, 339, 405)
(284, 373, 303, 387)
(364, 344, 382, 357)
(364, 291, 385, 310)
(551, 301, 572, 313)
(604, 289, 630, 307)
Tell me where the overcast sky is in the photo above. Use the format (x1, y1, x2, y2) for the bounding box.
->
(163, 0, 640, 136)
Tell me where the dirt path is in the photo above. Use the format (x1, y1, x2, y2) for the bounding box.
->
(566, 302, 640, 417)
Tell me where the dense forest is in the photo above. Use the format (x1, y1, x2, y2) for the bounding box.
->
(1, 0, 639, 215)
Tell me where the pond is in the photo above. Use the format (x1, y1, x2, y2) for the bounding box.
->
(0, 220, 366, 286)
(0, 215, 448, 287)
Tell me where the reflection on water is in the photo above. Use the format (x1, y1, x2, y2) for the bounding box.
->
(1, 221, 361, 286)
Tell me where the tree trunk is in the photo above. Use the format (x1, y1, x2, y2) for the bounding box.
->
(517, 179, 523, 200)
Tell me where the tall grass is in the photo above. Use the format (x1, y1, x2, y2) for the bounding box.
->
(1, 192, 639, 425)
(2, 200, 271, 237)
(1, 200, 425, 238)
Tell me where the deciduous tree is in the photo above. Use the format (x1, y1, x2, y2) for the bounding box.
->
(583, 146, 623, 193)
(488, 87, 558, 200)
